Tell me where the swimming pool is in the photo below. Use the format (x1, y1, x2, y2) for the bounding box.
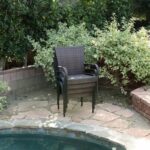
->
(0, 129, 126, 150)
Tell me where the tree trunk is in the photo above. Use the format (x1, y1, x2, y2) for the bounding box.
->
(24, 54, 28, 67)
(146, 11, 150, 24)
(0, 58, 6, 70)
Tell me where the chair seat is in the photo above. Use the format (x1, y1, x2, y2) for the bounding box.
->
(68, 74, 97, 84)
(67, 74, 97, 97)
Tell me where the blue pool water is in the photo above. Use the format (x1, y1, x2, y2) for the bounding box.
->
(0, 129, 125, 150)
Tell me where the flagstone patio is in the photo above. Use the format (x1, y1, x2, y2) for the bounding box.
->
(0, 87, 150, 141)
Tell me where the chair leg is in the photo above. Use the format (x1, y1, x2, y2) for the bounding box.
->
(92, 91, 95, 113)
(92, 83, 97, 113)
(57, 85, 60, 109)
(63, 101, 66, 117)
(63, 91, 68, 117)
(57, 95, 60, 110)
(57, 92, 60, 110)
(63, 93, 66, 117)
(80, 97, 83, 106)
(96, 81, 98, 101)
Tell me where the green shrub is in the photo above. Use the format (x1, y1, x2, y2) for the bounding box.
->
(0, 81, 8, 111)
(0, 0, 133, 63)
(92, 18, 150, 90)
(0, 0, 28, 60)
(31, 19, 150, 90)
(0, 0, 61, 61)
(30, 23, 95, 82)
(133, 0, 150, 23)
(0, 81, 8, 93)
(71, 0, 133, 29)
(0, 97, 7, 112)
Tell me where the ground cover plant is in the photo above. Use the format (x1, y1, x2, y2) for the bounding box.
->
(0, 81, 8, 111)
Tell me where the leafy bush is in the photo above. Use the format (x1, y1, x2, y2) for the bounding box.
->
(31, 19, 150, 90)
(0, 97, 7, 112)
(30, 23, 95, 82)
(133, 0, 150, 23)
(0, 0, 61, 61)
(92, 18, 150, 89)
(0, 0, 28, 59)
(0, 81, 8, 93)
(0, 0, 133, 63)
(0, 81, 8, 111)
(71, 0, 133, 29)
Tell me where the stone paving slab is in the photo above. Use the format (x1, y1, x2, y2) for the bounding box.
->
(12, 119, 43, 128)
(124, 128, 150, 137)
(104, 118, 129, 129)
(4, 104, 18, 115)
(115, 108, 134, 118)
(145, 134, 150, 140)
(17, 101, 49, 112)
(80, 119, 104, 126)
(50, 104, 63, 113)
(50, 100, 77, 114)
(71, 116, 83, 122)
(93, 109, 119, 122)
(0, 120, 13, 129)
(11, 108, 52, 120)
(68, 102, 94, 119)
(96, 103, 122, 113)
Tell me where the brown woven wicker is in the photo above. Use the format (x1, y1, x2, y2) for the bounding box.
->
(55, 46, 84, 75)
(54, 46, 99, 116)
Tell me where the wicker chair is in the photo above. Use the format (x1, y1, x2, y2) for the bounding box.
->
(54, 46, 99, 116)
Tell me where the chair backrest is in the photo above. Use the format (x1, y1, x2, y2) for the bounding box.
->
(55, 46, 84, 75)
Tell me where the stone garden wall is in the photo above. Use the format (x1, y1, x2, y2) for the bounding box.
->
(131, 87, 150, 120)
(0, 66, 48, 96)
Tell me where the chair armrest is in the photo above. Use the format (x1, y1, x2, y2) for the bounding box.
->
(58, 66, 68, 86)
(58, 66, 68, 77)
(84, 64, 99, 76)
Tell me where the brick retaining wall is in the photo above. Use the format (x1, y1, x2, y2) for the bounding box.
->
(0, 66, 48, 96)
(131, 87, 150, 120)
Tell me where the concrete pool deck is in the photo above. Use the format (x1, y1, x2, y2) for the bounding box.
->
(0, 88, 150, 149)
